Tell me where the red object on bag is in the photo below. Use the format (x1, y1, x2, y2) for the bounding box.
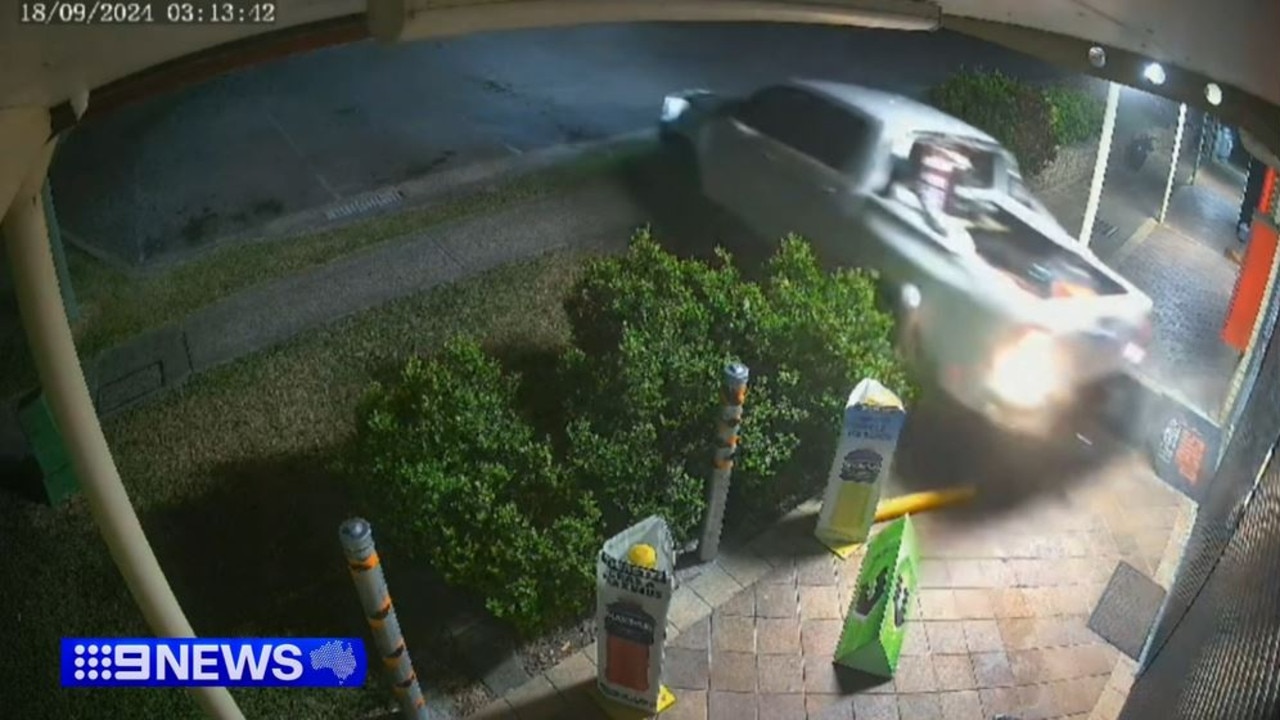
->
(603, 603, 654, 692)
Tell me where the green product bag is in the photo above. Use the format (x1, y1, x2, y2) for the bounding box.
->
(833, 515, 919, 677)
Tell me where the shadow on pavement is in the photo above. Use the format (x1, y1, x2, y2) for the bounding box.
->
(833, 666, 895, 694)
(739, 508, 843, 563)
(893, 390, 1126, 522)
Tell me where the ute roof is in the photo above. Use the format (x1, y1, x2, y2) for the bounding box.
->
(789, 79, 1001, 147)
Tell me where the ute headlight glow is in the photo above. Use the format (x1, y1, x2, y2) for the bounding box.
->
(987, 329, 1066, 408)
(661, 95, 690, 123)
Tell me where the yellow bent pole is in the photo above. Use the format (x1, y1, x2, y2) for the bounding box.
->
(875, 487, 978, 524)
(1, 108, 245, 720)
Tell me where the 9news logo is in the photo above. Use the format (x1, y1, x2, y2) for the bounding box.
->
(61, 638, 367, 688)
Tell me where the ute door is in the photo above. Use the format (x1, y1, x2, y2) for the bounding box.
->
(700, 86, 804, 236)
(757, 90, 877, 263)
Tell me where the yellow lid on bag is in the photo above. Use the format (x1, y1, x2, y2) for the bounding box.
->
(862, 382, 904, 410)
(628, 543, 658, 569)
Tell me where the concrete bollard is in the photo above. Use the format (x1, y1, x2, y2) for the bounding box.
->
(339, 518, 429, 720)
(699, 363, 749, 562)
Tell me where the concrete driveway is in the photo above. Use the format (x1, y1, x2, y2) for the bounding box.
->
(49, 23, 1067, 266)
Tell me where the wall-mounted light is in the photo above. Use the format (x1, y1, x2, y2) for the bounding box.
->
(1143, 62, 1167, 86)
(1205, 83, 1223, 106)
(1088, 46, 1107, 68)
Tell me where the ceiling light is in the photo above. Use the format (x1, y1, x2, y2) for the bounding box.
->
(1143, 63, 1167, 85)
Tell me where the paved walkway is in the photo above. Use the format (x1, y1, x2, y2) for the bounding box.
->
(473, 450, 1195, 720)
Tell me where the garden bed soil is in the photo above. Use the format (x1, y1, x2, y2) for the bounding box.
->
(517, 616, 597, 679)
(444, 681, 495, 718)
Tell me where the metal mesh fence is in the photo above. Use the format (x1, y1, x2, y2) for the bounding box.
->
(1124, 304, 1280, 718)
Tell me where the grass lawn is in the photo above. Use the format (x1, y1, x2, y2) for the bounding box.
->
(0, 249, 592, 719)
(0, 139, 649, 401)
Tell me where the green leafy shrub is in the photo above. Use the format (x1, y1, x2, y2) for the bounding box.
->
(560, 236, 767, 542)
(355, 232, 914, 635)
(928, 69, 1059, 176)
(353, 338, 601, 636)
(563, 231, 914, 537)
(734, 237, 913, 518)
(1045, 85, 1105, 146)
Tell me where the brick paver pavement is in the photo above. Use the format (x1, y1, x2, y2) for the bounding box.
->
(475, 450, 1194, 720)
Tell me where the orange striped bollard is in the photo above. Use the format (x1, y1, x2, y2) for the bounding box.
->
(340, 518, 429, 719)
(699, 363, 749, 562)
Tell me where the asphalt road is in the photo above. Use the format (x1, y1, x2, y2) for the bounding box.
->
(50, 23, 1069, 266)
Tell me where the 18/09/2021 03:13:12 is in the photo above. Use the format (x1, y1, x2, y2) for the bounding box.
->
(18, 1, 277, 24)
(166, 1, 277, 23)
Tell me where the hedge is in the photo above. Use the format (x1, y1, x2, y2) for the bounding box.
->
(1045, 85, 1107, 146)
(353, 340, 602, 633)
(352, 231, 913, 636)
(929, 70, 1104, 177)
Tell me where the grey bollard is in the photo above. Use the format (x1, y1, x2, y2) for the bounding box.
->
(699, 363, 749, 562)
(340, 518, 430, 720)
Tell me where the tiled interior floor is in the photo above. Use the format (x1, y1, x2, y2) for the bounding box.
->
(477, 449, 1196, 720)
(1165, 162, 1246, 258)
(1113, 223, 1240, 418)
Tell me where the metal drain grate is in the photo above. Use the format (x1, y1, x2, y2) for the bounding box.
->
(324, 189, 404, 221)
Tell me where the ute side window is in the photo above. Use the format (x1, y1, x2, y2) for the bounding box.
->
(735, 86, 872, 172)
(787, 95, 873, 172)
(732, 87, 802, 145)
